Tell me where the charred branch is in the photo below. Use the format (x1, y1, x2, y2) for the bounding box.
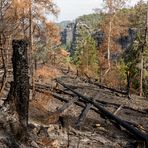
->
(56, 80, 148, 143)
(57, 97, 79, 113)
(76, 103, 92, 129)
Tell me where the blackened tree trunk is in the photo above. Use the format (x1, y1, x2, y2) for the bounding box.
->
(12, 40, 29, 128)
(127, 71, 131, 99)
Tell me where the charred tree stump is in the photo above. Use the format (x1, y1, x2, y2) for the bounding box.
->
(12, 40, 29, 129)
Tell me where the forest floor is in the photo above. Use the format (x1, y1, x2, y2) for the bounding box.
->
(0, 65, 148, 148)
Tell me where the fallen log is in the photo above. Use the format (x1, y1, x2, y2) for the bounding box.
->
(95, 100, 147, 114)
(78, 77, 128, 96)
(35, 83, 53, 90)
(91, 82, 127, 95)
(76, 103, 92, 129)
(52, 86, 147, 114)
(34, 83, 147, 114)
(35, 86, 147, 135)
(54, 75, 127, 96)
(56, 80, 148, 143)
(57, 97, 79, 113)
(53, 88, 75, 96)
(34, 88, 102, 115)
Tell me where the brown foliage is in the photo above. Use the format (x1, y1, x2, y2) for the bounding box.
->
(35, 65, 61, 79)
(45, 22, 61, 45)
(103, 67, 126, 88)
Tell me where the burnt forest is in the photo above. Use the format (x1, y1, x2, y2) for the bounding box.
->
(0, 0, 148, 147)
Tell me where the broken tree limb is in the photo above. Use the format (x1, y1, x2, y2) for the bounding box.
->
(34, 88, 102, 115)
(56, 80, 148, 143)
(52, 86, 147, 114)
(12, 40, 29, 128)
(34, 83, 147, 114)
(35, 82, 53, 90)
(57, 97, 79, 113)
(76, 103, 92, 129)
(95, 100, 146, 114)
(113, 105, 123, 115)
(90, 81, 127, 95)
(79, 76, 127, 96)
(34, 85, 148, 136)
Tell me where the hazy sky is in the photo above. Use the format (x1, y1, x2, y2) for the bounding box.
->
(50, 0, 145, 22)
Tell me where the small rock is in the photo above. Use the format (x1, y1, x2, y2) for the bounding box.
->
(47, 124, 59, 135)
(37, 137, 58, 147)
(20, 144, 29, 148)
(95, 124, 101, 127)
(114, 143, 121, 148)
(0, 100, 4, 106)
(81, 137, 89, 143)
(0, 142, 8, 148)
(47, 125, 55, 133)
(50, 139, 60, 148)
(1, 97, 6, 100)
(2, 106, 8, 112)
(98, 127, 107, 131)
(31, 141, 40, 148)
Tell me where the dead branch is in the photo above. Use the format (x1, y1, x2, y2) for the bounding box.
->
(56, 80, 148, 143)
(76, 103, 92, 129)
(57, 97, 79, 113)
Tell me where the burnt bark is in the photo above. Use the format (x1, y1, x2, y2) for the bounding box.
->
(57, 97, 78, 113)
(0, 47, 7, 91)
(34, 82, 147, 114)
(76, 103, 92, 129)
(12, 40, 29, 128)
(56, 80, 148, 143)
(127, 71, 131, 98)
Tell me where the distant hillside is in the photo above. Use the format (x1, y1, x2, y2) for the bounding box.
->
(58, 13, 102, 53)
(76, 13, 100, 29)
(56, 20, 72, 31)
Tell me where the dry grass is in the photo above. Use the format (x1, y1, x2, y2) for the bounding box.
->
(35, 65, 61, 80)
(57, 48, 70, 57)
(34, 93, 53, 110)
(103, 68, 126, 89)
(78, 66, 98, 79)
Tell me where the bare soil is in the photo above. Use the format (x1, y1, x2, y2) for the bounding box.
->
(0, 67, 148, 148)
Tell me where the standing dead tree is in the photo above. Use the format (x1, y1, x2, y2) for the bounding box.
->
(12, 39, 29, 130)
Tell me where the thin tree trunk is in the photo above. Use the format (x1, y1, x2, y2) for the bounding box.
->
(140, 3, 148, 97)
(29, 0, 35, 99)
(0, 0, 7, 92)
(140, 53, 143, 97)
(107, 20, 112, 69)
(35, 58, 37, 70)
(105, 0, 113, 76)
(22, 8, 26, 38)
(103, 20, 112, 77)
(104, 13, 116, 77)
(127, 71, 131, 98)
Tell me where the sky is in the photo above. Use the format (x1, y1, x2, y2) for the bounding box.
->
(50, 0, 146, 22)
